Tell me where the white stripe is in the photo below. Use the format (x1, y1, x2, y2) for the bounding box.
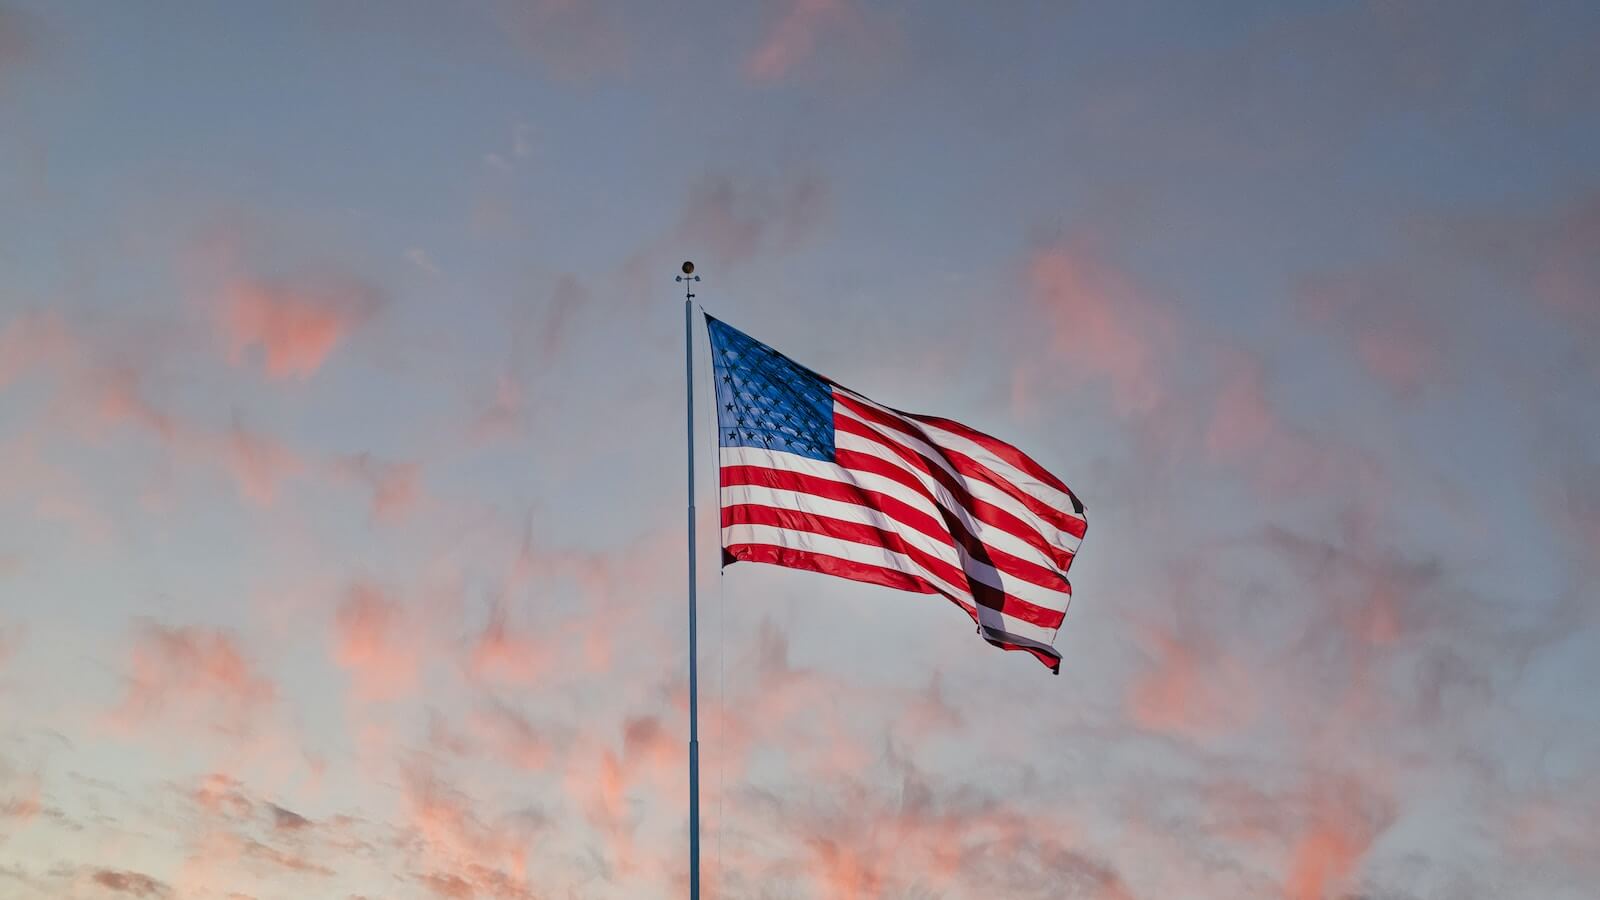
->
(722, 445, 1073, 594)
(840, 386, 1080, 514)
(723, 446, 948, 530)
(835, 404, 1084, 557)
(722, 482, 1073, 614)
(833, 426, 1081, 574)
(723, 521, 971, 608)
(721, 523, 1058, 645)
(722, 483, 964, 572)
(904, 413, 1086, 527)
(719, 446, 852, 484)
(835, 392, 1086, 542)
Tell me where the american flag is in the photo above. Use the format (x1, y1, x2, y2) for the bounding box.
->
(709, 315, 1087, 672)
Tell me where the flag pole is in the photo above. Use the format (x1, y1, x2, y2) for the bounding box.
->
(676, 260, 703, 900)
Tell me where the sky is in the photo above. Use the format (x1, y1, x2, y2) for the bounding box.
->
(1, 1, 1598, 898)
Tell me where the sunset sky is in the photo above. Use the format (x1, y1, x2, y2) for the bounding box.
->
(2, 2, 1598, 898)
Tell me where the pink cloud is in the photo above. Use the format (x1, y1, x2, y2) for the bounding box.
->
(332, 583, 418, 701)
(1126, 621, 1258, 740)
(1028, 242, 1178, 414)
(400, 764, 538, 889)
(1354, 327, 1438, 397)
(1532, 192, 1600, 331)
(465, 602, 551, 686)
(745, 0, 849, 81)
(0, 310, 76, 390)
(0, 5, 36, 77)
(0, 623, 22, 669)
(1503, 779, 1600, 873)
(219, 275, 381, 380)
(113, 623, 277, 738)
(90, 869, 170, 897)
(467, 703, 553, 772)
(750, 761, 1128, 899)
(89, 364, 182, 441)
(193, 773, 254, 819)
(1283, 777, 1393, 900)
(492, 0, 628, 79)
(1297, 269, 1447, 396)
(328, 452, 423, 524)
(558, 713, 689, 875)
(676, 173, 831, 268)
(1203, 351, 1385, 499)
(0, 771, 41, 824)
(219, 422, 305, 506)
(87, 363, 307, 506)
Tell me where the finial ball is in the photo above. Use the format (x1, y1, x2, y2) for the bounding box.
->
(681, 261, 695, 275)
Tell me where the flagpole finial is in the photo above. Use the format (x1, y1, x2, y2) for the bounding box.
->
(676, 261, 701, 300)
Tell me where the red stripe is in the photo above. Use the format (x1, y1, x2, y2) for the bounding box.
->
(724, 463, 1072, 597)
(723, 503, 1065, 629)
(906, 411, 1082, 509)
(835, 394, 1087, 541)
(724, 542, 943, 599)
(724, 543, 1059, 671)
(834, 420, 1080, 575)
(934, 444, 1087, 541)
(720, 464, 955, 550)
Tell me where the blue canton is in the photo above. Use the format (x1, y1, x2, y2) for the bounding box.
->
(706, 315, 836, 462)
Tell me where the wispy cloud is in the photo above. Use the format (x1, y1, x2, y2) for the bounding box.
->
(1028, 241, 1177, 415)
(0, 4, 37, 79)
(218, 274, 383, 381)
(744, 0, 854, 82)
(491, 0, 628, 79)
(111, 622, 277, 738)
(89, 869, 170, 897)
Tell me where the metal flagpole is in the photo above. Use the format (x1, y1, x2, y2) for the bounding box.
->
(676, 260, 703, 899)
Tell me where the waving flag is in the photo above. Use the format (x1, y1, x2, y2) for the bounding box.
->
(708, 315, 1087, 672)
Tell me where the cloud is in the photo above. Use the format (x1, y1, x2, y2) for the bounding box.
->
(1297, 269, 1448, 398)
(491, 0, 628, 79)
(219, 275, 382, 381)
(32, 337, 309, 507)
(465, 601, 551, 687)
(268, 802, 312, 831)
(1354, 328, 1438, 397)
(219, 422, 306, 506)
(467, 702, 555, 772)
(0, 623, 20, 669)
(406, 248, 442, 275)
(469, 274, 588, 444)
(399, 764, 541, 892)
(1534, 195, 1600, 326)
(1203, 350, 1386, 500)
(675, 173, 831, 268)
(1127, 620, 1258, 740)
(332, 583, 419, 701)
(745, 0, 852, 81)
(729, 749, 1131, 899)
(0, 310, 77, 390)
(90, 869, 170, 897)
(0, 5, 37, 78)
(194, 773, 255, 819)
(0, 772, 40, 823)
(328, 452, 423, 524)
(1283, 776, 1396, 900)
(112, 623, 277, 738)
(1028, 242, 1178, 415)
